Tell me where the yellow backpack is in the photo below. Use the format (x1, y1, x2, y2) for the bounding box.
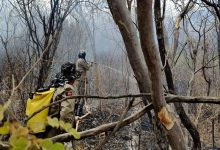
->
(26, 88, 55, 133)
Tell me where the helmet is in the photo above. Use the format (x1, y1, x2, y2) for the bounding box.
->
(78, 50, 86, 59)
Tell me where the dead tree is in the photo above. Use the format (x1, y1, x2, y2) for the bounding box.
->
(10, 0, 79, 88)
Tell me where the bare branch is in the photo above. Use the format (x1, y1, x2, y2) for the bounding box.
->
(25, 93, 220, 123)
(201, 0, 220, 20)
(172, 0, 195, 65)
(15, 31, 59, 92)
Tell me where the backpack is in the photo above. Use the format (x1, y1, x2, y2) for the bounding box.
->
(26, 88, 55, 133)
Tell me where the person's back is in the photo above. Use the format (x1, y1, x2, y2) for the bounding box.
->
(76, 51, 89, 80)
(75, 50, 90, 116)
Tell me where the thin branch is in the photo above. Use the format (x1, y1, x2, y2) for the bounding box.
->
(14, 31, 58, 91)
(25, 94, 151, 122)
(174, 42, 187, 66)
(162, 0, 166, 20)
(172, 0, 195, 64)
(201, 0, 220, 20)
(25, 93, 220, 123)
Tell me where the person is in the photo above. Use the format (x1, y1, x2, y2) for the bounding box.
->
(50, 62, 80, 123)
(75, 50, 90, 116)
(59, 62, 79, 123)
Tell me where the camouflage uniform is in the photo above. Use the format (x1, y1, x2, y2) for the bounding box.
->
(51, 83, 77, 123)
(60, 83, 77, 123)
(75, 58, 89, 116)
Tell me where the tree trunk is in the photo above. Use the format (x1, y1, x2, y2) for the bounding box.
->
(154, 0, 201, 149)
(137, 0, 186, 149)
(37, 32, 61, 88)
(106, 0, 151, 105)
(218, 0, 220, 72)
(107, 0, 169, 148)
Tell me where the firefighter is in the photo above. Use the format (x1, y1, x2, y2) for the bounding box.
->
(75, 50, 90, 116)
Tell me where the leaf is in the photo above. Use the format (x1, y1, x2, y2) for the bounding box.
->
(41, 140, 65, 150)
(31, 135, 43, 149)
(0, 121, 9, 135)
(62, 122, 72, 131)
(9, 121, 21, 135)
(10, 137, 31, 150)
(59, 120, 65, 128)
(68, 128, 80, 139)
(59, 121, 80, 139)
(11, 126, 29, 138)
(47, 117, 59, 128)
(41, 139, 53, 150)
(52, 142, 65, 150)
(17, 127, 29, 137)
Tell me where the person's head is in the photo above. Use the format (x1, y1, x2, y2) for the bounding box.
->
(78, 50, 86, 59)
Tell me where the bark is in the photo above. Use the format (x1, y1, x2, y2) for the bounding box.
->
(37, 32, 61, 88)
(106, 0, 151, 105)
(106, 0, 168, 148)
(137, 0, 186, 149)
(218, 0, 220, 73)
(154, 0, 201, 149)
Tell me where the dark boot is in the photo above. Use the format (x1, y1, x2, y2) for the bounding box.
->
(74, 103, 79, 116)
(76, 105, 83, 117)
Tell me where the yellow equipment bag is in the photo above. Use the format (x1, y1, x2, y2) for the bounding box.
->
(26, 88, 55, 133)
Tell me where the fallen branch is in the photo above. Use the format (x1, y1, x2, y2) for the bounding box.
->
(51, 103, 153, 142)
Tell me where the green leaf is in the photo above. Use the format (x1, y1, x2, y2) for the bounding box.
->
(0, 121, 9, 135)
(10, 137, 31, 150)
(41, 139, 53, 150)
(52, 142, 65, 150)
(59, 120, 65, 128)
(59, 121, 80, 139)
(68, 128, 80, 139)
(62, 122, 72, 131)
(41, 140, 65, 150)
(47, 117, 59, 128)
